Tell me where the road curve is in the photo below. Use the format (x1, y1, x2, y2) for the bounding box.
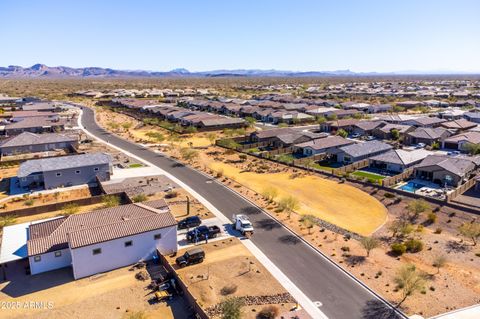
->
(79, 105, 403, 319)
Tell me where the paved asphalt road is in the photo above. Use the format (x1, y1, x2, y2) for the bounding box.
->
(80, 106, 403, 319)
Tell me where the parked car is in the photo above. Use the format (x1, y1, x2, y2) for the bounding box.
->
(365, 135, 375, 141)
(177, 216, 202, 230)
(447, 151, 460, 156)
(186, 225, 221, 242)
(415, 143, 426, 149)
(175, 248, 205, 267)
(350, 133, 361, 138)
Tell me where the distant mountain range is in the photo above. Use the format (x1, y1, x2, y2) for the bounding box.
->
(0, 64, 476, 78)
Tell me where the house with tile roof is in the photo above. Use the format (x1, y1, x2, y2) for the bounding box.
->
(369, 149, 432, 173)
(294, 136, 355, 156)
(18, 152, 112, 190)
(442, 131, 480, 152)
(335, 141, 393, 164)
(27, 202, 177, 279)
(404, 127, 451, 146)
(414, 155, 479, 187)
(0, 132, 78, 157)
(440, 119, 477, 132)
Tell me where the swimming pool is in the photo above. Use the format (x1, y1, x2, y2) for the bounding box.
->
(399, 181, 425, 193)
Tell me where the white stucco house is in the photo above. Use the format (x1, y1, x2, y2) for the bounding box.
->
(27, 200, 177, 279)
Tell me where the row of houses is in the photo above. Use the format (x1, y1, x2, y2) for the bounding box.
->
(184, 99, 398, 124)
(246, 127, 480, 187)
(112, 98, 246, 130)
(0, 102, 71, 136)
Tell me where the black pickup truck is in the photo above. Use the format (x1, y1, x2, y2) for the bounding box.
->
(186, 225, 221, 242)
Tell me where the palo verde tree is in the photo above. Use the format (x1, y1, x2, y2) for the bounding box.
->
(359, 236, 380, 257)
(261, 186, 279, 203)
(432, 255, 447, 275)
(278, 196, 300, 219)
(458, 222, 480, 246)
(300, 214, 317, 234)
(406, 199, 431, 221)
(393, 264, 426, 308)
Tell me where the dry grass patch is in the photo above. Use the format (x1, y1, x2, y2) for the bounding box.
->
(209, 161, 387, 235)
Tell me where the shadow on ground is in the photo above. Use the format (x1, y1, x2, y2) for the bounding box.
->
(362, 299, 402, 319)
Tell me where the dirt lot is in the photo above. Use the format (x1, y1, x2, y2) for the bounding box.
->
(166, 239, 296, 318)
(0, 187, 92, 213)
(159, 187, 214, 220)
(0, 261, 191, 319)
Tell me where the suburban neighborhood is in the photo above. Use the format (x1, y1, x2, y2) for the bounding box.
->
(1, 1, 480, 319)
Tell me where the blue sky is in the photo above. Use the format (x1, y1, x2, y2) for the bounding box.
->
(1, 0, 479, 72)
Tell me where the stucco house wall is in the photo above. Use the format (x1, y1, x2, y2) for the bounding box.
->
(29, 248, 72, 275)
(70, 226, 177, 279)
(41, 163, 111, 189)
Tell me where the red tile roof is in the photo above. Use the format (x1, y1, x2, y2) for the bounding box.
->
(27, 202, 176, 255)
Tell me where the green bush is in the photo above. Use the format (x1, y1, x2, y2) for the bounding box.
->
(24, 199, 35, 206)
(390, 243, 407, 256)
(405, 239, 424, 253)
(384, 192, 395, 199)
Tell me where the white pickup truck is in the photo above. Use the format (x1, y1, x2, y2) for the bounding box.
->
(232, 214, 254, 237)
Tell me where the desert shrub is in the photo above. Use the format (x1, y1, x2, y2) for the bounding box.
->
(62, 203, 80, 216)
(216, 168, 224, 178)
(219, 297, 244, 319)
(220, 284, 238, 296)
(257, 305, 280, 319)
(426, 212, 437, 224)
(165, 190, 178, 198)
(24, 199, 35, 206)
(341, 246, 350, 252)
(434, 228, 442, 234)
(102, 195, 120, 208)
(0, 215, 17, 229)
(391, 243, 407, 256)
(405, 239, 424, 253)
(132, 194, 147, 203)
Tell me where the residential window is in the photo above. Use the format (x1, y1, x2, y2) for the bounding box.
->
(54, 251, 62, 257)
(92, 248, 102, 255)
(154, 233, 161, 240)
(75, 170, 81, 174)
(56, 172, 62, 177)
(124, 240, 133, 247)
(94, 167, 99, 172)
(33, 255, 41, 262)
